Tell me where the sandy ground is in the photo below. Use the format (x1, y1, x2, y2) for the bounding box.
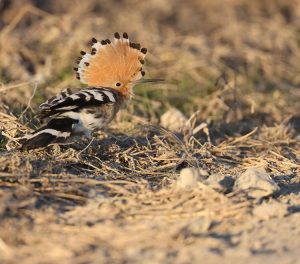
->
(0, 1, 300, 263)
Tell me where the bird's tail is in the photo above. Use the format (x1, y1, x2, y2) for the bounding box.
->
(20, 117, 77, 150)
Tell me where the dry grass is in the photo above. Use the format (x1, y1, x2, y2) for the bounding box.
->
(0, 0, 300, 263)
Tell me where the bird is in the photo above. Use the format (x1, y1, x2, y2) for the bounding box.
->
(20, 32, 158, 150)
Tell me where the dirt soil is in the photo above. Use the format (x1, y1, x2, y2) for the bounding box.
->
(0, 1, 300, 263)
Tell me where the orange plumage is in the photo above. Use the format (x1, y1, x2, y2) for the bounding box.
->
(74, 32, 147, 98)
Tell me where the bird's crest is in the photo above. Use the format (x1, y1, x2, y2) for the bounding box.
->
(74, 32, 147, 95)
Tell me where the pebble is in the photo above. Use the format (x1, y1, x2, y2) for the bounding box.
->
(177, 168, 207, 189)
(160, 108, 187, 133)
(234, 167, 279, 198)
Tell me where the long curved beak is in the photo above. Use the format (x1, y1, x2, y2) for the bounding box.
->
(134, 78, 164, 84)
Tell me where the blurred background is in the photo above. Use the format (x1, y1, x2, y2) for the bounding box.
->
(0, 0, 299, 133)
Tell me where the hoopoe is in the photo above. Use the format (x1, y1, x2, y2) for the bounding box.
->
(20, 32, 158, 150)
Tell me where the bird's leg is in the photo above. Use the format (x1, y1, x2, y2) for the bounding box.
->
(83, 130, 93, 140)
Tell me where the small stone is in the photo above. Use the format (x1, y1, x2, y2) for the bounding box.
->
(205, 174, 234, 193)
(160, 108, 187, 133)
(234, 167, 279, 198)
(177, 168, 201, 189)
(253, 201, 288, 220)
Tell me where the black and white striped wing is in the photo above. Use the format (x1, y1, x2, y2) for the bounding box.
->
(39, 88, 73, 109)
(39, 87, 119, 119)
(20, 117, 76, 150)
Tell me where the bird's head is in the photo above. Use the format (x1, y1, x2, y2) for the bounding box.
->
(74, 32, 161, 99)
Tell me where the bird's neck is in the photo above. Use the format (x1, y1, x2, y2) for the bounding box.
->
(119, 86, 133, 100)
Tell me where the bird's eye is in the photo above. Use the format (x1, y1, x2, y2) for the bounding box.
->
(116, 82, 121, 87)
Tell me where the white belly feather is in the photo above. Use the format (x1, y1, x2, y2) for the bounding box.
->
(61, 110, 104, 136)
